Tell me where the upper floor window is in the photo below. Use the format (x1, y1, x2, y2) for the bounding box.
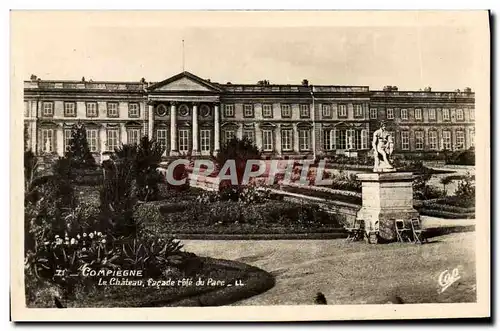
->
(281, 104, 292, 118)
(300, 104, 310, 118)
(442, 108, 450, 121)
(338, 104, 347, 117)
(354, 104, 363, 118)
(42, 102, 54, 117)
(107, 102, 119, 118)
(224, 104, 234, 117)
(415, 108, 422, 120)
(428, 108, 436, 120)
(456, 109, 464, 121)
(322, 104, 332, 118)
(64, 102, 76, 117)
(128, 102, 140, 117)
(86, 102, 98, 117)
(370, 108, 377, 119)
(400, 109, 408, 120)
(386, 108, 394, 119)
(262, 104, 273, 118)
(243, 104, 254, 118)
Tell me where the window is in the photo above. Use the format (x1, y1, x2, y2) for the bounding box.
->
(361, 130, 368, 149)
(178, 129, 189, 152)
(127, 129, 141, 146)
(224, 130, 235, 145)
(299, 129, 310, 150)
(128, 103, 140, 117)
(456, 130, 465, 149)
(401, 109, 408, 120)
(243, 104, 254, 118)
(42, 102, 54, 117)
(86, 102, 98, 117)
(323, 129, 334, 150)
(262, 130, 273, 151)
(281, 104, 291, 118)
(470, 109, 475, 120)
(456, 109, 464, 121)
(64, 102, 76, 117)
(64, 129, 72, 152)
(243, 129, 255, 142)
(386, 108, 394, 119)
(442, 108, 450, 121)
(281, 129, 293, 151)
(415, 108, 422, 120)
(200, 129, 211, 152)
(354, 104, 363, 117)
(336, 130, 346, 150)
(443, 130, 451, 150)
(322, 104, 332, 118)
(428, 108, 436, 120)
(86, 129, 98, 152)
(262, 104, 273, 118)
(41, 128, 54, 153)
(415, 131, 424, 150)
(370, 108, 377, 119)
(224, 104, 234, 117)
(300, 104, 310, 118)
(106, 129, 119, 152)
(107, 102, 119, 117)
(428, 130, 438, 150)
(338, 104, 347, 117)
(401, 131, 410, 150)
(470, 129, 475, 146)
(156, 129, 168, 152)
(346, 129, 355, 150)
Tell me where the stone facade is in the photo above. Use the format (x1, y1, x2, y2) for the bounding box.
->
(23, 72, 475, 161)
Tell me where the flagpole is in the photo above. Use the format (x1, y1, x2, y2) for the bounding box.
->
(182, 39, 185, 71)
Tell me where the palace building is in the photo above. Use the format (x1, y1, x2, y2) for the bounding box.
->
(23, 71, 475, 162)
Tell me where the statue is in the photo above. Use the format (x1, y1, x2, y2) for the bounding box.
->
(372, 121, 395, 172)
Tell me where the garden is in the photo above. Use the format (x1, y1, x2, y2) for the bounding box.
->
(24, 125, 275, 308)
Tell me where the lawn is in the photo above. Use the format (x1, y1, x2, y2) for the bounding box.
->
(183, 232, 476, 305)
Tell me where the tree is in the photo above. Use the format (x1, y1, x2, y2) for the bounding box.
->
(440, 176, 453, 196)
(65, 123, 96, 169)
(215, 136, 261, 196)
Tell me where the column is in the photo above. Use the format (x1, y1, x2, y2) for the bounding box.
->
(100, 126, 107, 153)
(192, 103, 199, 155)
(214, 104, 220, 153)
(56, 126, 64, 156)
(275, 124, 282, 156)
(120, 123, 127, 145)
(31, 120, 37, 152)
(148, 103, 154, 139)
(255, 123, 262, 150)
(170, 102, 178, 156)
(293, 123, 299, 152)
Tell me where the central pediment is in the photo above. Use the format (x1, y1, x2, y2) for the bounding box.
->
(147, 71, 222, 93)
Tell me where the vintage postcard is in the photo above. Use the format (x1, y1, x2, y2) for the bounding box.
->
(10, 10, 490, 321)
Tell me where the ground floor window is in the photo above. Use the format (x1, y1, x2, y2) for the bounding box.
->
(281, 129, 293, 151)
(127, 128, 141, 146)
(323, 129, 334, 150)
(428, 130, 438, 150)
(200, 129, 211, 152)
(299, 129, 310, 151)
(401, 131, 409, 150)
(456, 130, 465, 149)
(469, 129, 475, 147)
(86, 129, 99, 152)
(415, 131, 424, 150)
(178, 129, 189, 152)
(64, 129, 72, 152)
(262, 130, 273, 151)
(223, 129, 236, 145)
(106, 129, 119, 152)
(243, 129, 255, 143)
(156, 129, 168, 153)
(442, 130, 451, 150)
(41, 128, 54, 153)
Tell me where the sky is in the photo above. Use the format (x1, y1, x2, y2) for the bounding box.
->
(11, 11, 487, 91)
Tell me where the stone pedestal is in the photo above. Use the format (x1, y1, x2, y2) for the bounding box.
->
(356, 172, 419, 243)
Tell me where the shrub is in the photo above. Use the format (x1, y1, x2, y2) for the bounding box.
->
(453, 173, 475, 207)
(446, 147, 475, 165)
(64, 123, 96, 169)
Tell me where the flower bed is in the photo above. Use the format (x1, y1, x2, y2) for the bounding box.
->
(136, 200, 344, 235)
(277, 185, 362, 206)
